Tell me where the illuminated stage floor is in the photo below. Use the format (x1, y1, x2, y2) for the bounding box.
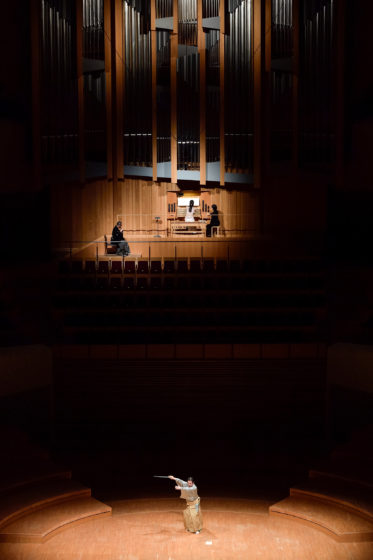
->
(1, 498, 372, 560)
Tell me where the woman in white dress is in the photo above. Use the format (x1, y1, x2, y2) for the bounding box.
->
(185, 200, 195, 222)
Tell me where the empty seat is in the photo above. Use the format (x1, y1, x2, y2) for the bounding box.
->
(229, 260, 241, 272)
(137, 277, 148, 290)
(124, 261, 136, 274)
(163, 260, 175, 273)
(164, 277, 175, 290)
(216, 260, 228, 272)
(176, 260, 188, 273)
(123, 277, 135, 290)
(85, 261, 96, 274)
(81, 277, 95, 291)
(137, 261, 149, 274)
(71, 260, 83, 274)
(111, 261, 122, 274)
(189, 259, 201, 273)
(110, 278, 121, 290)
(150, 277, 162, 290)
(150, 260, 162, 274)
(98, 261, 109, 274)
(97, 277, 109, 290)
(203, 259, 215, 273)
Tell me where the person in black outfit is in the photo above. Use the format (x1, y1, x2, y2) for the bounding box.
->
(206, 204, 220, 237)
(111, 221, 130, 255)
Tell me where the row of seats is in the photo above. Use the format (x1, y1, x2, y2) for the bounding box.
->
(54, 292, 325, 310)
(56, 274, 325, 292)
(58, 258, 324, 276)
(63, 310, 317, 328)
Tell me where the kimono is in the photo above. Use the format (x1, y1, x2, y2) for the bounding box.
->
(175, 478, 203, 533)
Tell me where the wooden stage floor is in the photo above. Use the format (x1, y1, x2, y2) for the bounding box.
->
(1, 497, 371, 560)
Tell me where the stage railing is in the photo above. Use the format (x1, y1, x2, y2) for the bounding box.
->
(54, 237, 250, 262)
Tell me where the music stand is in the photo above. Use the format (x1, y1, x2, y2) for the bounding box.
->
(154, 216, 161, 238)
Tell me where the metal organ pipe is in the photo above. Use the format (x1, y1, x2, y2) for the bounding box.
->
(123, 0, 152, 167)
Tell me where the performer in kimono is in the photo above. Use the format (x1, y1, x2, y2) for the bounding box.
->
(168, 475, 202, 533)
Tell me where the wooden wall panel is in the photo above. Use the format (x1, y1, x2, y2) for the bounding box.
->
(51, 179, 113, 247)
(51, 179, 260, 246)
(118, 179, 168, 235)
(211, 188, 260, 234)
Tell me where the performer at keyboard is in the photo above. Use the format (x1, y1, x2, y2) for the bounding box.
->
(185, 200, 195, 222)
(206, 204, 220, 237)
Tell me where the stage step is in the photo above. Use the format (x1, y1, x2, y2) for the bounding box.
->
(270, 496, 373, 542)
(0, 479, 91, 529)
(0, 461, 71, 495)
(290, 476, 373, 522)
(0, 497, 111, 543)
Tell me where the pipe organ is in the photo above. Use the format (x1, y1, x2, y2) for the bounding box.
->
(225, 0, 253, 174)
(270, 0, 293, 161)
(299, 0, 335, 165)
(83, 0, 107, 169)
(123, 1, 152, 168)
(36, 0, 339, 184)
(40, 0, 78, 166)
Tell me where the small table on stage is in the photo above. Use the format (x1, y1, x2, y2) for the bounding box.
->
(170, 221, 206, 237)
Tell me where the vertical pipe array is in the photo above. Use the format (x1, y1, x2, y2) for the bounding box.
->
(40, 0, 78, 166)
(123, 0, 152, 166)
(156, 0, 172, 18)
(225, 0, 253, 173)
(203, 0, 219, 18)
(272, 0, 293, 59)
(206, 29, 220, 163)
(156, 30, 171, 163)
(299, 0, 334, 165)
(270, 70, 292, 161)
(269, 0, 293, 161)
(177, 0, 199, 170)
(83, 0, 107, 166)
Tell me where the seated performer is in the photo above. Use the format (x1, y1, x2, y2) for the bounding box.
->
(185, 200, 195, 222)
(168, 475, 202, 534)
(206, 204, 220, 237)
(111, 221, 130, 256)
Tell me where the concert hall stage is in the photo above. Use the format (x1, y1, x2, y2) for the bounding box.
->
(1, 497, 371, 560)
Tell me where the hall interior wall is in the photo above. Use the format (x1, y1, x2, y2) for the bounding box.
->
(50, 178, 261, 245)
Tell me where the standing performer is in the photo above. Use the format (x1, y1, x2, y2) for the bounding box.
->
(168, 475, 202, 534)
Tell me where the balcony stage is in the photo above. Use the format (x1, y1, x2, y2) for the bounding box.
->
(62, 233, 319, 262)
